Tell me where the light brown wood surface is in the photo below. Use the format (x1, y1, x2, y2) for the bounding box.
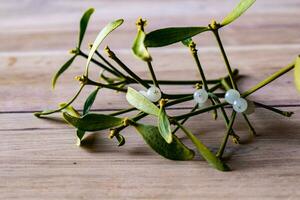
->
(0, 0, 300, 199)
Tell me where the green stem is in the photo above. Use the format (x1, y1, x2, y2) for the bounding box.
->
(110, 107, 136, 116)
(253, 102, 294, 117)
(172, 104, 198, 134)
(209, 93, 238, 138)
(174, 101, 228, 121)
(78, 51, 120, 78)
(140, 79, 218, 85)
(190, 44, 209, 90)
(146, 61, 159, 88)
(212, 30, 238, 90)
(242, 114, 257, 136)
(94, 50, 128, 79)
(106, 48, 150, 89)
(34, 84, 85, 117)
(86, 78, 127, 92)
(216, 111, 237, 158)
(242, 61, 295, 98)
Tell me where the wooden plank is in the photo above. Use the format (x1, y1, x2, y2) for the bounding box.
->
(0, 0, 300, 51)
(0, 47, 299, 112)
(0, 107, 299, 199)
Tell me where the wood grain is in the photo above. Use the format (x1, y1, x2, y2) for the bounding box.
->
(1, 108, 300, 199)
(1, 0, 300, 199)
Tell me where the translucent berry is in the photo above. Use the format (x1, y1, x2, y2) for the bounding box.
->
(225, 89, 240, 104)
(198, 99, 212, 108)
(139, 90, 148, 97)
(244, 100, 255, 115)
(146, 86, 162, 102)
(193, 89, 208, 104)
(233, 98, 248, 113)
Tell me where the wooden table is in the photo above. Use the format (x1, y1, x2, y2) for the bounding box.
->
(1, 0, 300, 199)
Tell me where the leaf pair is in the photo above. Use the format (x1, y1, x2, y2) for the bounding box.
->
(52, 8, 95, 88)
(126, 87, 172, 143)
(131, 0, 256, 61)
(52, 8, 124, 88)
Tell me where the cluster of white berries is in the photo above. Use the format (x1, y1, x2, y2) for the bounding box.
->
(192, 88, 255, 114)
(225, 89, 254, 114)
(139, 86, 162, 102)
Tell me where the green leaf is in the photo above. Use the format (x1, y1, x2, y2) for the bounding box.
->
(63, 112, 124, 131)
(52, 55, 76, 89)
(177, 123, 230, 171)
(85, 19, 124, 73)
(158, 107, 172, 143)
(77, 129, 85, 141)
(83, 87, 100, 115)
(144, 27, 209, 47)
(78, 8, 95, 48)
(134, 123, 195, 160)
(221, 0, 256, 26)
(126, 87, 159, 116)
(295, 56, 300, 92)
(132, 29, 152, 61)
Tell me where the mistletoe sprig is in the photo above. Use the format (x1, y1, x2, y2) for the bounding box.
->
(35, 0, 300, 171)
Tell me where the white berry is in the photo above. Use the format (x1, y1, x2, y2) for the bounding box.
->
(244, 100, 255, 115)
(198, 100, 212, 108)
(233, 98, 248, 113)
(225, 89, 240, 104)
(146, 86, 162, 102)
(193, 89, 208, 104)
(139, 90, 148, 97)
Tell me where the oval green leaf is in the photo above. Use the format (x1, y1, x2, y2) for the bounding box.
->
(295, 56, 300, 92)
(63, 112, 124, 131)
(126, 87, 159, 116)
(221, 0, 256, 26)
(85, 19, 124, 75)
(78, 8, 95, 48)
(132, 29, 152, 61)
(134, 123, 195, 160)
(144, 27, 209, 47)
(52, 55, 77, 89)
(158, 107, 172, 144)
(177, 123, 230, 171)
(83, 87, 100, 115)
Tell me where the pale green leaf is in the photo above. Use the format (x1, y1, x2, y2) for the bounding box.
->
(126, 87, 159, 116)
(158, 107, 172, 143)
(144, 27, 209, 47)
(132, 29, 152, 61)
(221, 0, 256, 26)
(134, 123, 195, 160)
(85, 19, 124, 74)
(177, 123, 230, 171)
